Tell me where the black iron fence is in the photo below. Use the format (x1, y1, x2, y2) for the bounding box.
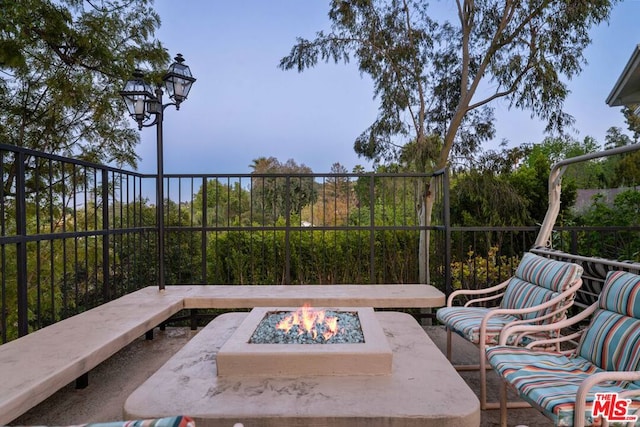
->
(1, 144, 449, 343)
(2, 144, 640, 344)
(0, 144, 157, 342)
(161, 172, 449, 286)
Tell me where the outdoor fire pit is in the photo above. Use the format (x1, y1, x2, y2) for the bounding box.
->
(216, 306, 392, 376)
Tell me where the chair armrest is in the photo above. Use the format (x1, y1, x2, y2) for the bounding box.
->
(482, 278, 581, 329)
(446, 279, 510, 307)
(575, 371, 640, 427)
(499, 301, 598, 345)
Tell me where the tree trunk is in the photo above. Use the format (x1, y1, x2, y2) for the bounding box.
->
(418, 178, 434, 284)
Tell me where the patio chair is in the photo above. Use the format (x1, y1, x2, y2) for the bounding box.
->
(436, 251, 583, 410)
(486, 270, 640, 427)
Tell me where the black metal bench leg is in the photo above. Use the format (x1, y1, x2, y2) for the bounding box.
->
(76, 373, 89, 389)
(145, 329, 154, 340)
(190, 309, 198, 330)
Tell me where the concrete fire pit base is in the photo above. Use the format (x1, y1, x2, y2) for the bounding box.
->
(125, 312, 480, 427)
(217, 307, 392, 376)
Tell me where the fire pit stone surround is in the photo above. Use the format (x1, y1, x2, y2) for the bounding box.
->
(216, 306, 392, 376)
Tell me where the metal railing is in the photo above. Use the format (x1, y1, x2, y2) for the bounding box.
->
(161, 172, 449, 286)
(3, 144, 640, 344)
(0, 144, 449, 343)
(0, 144, 156, 342)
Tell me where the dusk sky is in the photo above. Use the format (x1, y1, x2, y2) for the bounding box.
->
(131, 1, 640, 175)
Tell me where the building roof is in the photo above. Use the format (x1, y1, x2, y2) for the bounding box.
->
(606, 44, 640, 107)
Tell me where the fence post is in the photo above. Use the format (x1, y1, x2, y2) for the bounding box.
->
(16, 151, 28, 337)
(443, 169, 452, 298)
(369, 174, 375, 284)
(284, 176, 291, 284)
(571, 229, 578, 254)
(101, 169, 110, 302)
(201, 177, 207, 284)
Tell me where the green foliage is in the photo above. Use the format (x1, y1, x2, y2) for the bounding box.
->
(506, 137, 594, 224)
(0, 0, 168, 166)
(451, 170, 530, 227)
(249, 157, 317, 223)
(450, 247, 520, 292)
(193, 179, 252, 227)
(573, 190, 640, 260)
(622, 106, 640, 142)
(206, 226, 420, 285)
(280, 0, 618, 171)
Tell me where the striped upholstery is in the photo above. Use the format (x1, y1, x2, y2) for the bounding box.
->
(577, 271, 640, 378)
(501, 253, 583, 322)
(437, 253, 582, 345)
(598, 270, 640, 317)
(79, 416, 195, 427)
(435, 307, 521, 345)
(486, 346, 640, 426)
(486, 270, 640, 426)
(514, 252, 583, 293)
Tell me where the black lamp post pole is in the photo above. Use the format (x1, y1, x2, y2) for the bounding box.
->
(155, 85, 165, 290)
(120, 54, 195, 292)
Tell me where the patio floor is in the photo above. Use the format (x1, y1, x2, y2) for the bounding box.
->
(11, 322, 552, 427)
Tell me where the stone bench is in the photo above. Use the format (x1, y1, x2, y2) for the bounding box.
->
(0, 284, 444, 425)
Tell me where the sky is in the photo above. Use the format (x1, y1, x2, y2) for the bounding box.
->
(131, 1, 640, 175)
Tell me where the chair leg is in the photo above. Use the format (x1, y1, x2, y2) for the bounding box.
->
(481, 343, 531, 411)
(446, 328, 452, 361)
(500, 380, 508, 427)
(480, 341, 488, 410)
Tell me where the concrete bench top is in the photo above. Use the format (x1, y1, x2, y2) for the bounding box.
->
(0, 284, 444, 425)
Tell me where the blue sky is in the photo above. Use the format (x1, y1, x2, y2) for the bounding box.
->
(132, 1, 640, 175)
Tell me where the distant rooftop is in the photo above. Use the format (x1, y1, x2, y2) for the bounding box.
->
(607, 44, 640, 108)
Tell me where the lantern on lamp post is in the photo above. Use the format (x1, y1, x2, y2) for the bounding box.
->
(120, 54, 196, 290)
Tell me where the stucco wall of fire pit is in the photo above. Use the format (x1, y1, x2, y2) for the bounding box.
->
(216, 307, 392, 376)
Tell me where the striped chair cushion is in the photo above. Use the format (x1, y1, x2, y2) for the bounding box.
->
(500, 277, 560, 322)
(599, 271, 640, 317)
(79, 416, 195, 427)
(486, 346, 640, 427)
(576, 309, 640, 374)
(500, 253, 582, 322)
(435, 307, 520, 345)
(577, 271, 640, 374)
(513, 252, 583, 293)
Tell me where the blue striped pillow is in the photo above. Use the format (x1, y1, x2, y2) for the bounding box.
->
(599, 270, 640, 317)
(514, 252, 583, 292)
(577, 271, 640, 372)
(500, 277, 558, 321)
(576, 309, 640, 372)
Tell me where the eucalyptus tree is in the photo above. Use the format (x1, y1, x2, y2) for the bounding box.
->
(280, 0, 618, 283)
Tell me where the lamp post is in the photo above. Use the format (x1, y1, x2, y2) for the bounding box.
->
(120, 54, 196, 290)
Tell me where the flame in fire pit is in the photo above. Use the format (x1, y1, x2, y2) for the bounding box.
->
(275, 304, 340, 341)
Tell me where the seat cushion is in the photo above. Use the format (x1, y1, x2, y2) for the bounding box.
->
(514, 252, 583, 293)
(436, 306, 520, 345)
(500, 277, 560, 322)
(499, 252, 582, 322)
(80, 416, 196, 427)
(577, 309, 640, 374)
(576, 271, 640, 383)
(599, 270, 640, 317)
(487, 346, 640, 427)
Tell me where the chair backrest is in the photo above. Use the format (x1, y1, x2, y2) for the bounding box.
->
(500, 252, 583, 323)
(576, 270, 640, 374)
(530, 246, 640, 308)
